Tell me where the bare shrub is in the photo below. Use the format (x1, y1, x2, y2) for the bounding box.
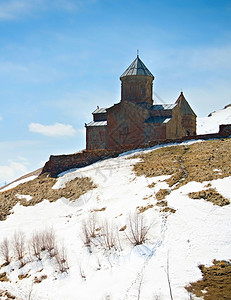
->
(81, 215, 122, 252)
(99, 219, 124, 252)
(44, 228, 56, 257)
(55, 245, 69, 273)
(30, 232, 42, 260)
(99, 219, 116, 250)
(81, 214, 98, 247)
(39, 230, 47, 252)
(13, 231, 26, 266)
(125, 212, 151, 245)
(30, 228, 56, 259)
(0, 238, 11, 265)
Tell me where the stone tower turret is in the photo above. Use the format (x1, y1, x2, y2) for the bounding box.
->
(120, 55, 154, 105)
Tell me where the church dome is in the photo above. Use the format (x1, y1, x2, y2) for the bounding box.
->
(120, 55, 154, 78)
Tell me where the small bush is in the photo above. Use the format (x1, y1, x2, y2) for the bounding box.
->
(12, 231, 26, 267)
(81, 214, 98, 247)
(125, 212, 151, 245)
(30, 232, 42, 260)
(55, 245, 69, 273)
(99, 220, 117, 251)
(44, 228, 56, 257)
(0, 237, 11, 265)
(30, 228, 56, 259)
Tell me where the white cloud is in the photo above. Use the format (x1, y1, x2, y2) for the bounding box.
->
(0, 116, 2, 121)
(0, 160, 28, 187)
(150, 45, 231, 73)
(0, 0, 89, 21)
(0, 0, 33, 20)
(29, 122, 76, 137)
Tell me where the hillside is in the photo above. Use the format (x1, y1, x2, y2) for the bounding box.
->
(197, 104, 231, 134)
(0, 136, 231, 299)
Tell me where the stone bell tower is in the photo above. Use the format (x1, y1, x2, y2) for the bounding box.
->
(120, 54, 154, 105)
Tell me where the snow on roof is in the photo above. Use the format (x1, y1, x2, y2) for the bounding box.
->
(86, 120, 107, 127)
(145, 116, 171, 124)
(151, 104, 177, 110)
(92, 108, 107, 114)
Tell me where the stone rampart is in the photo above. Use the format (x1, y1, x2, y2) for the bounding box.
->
(41, 124, 231, 177)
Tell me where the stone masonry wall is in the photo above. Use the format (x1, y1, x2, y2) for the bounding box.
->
(41, 124, 231, 178)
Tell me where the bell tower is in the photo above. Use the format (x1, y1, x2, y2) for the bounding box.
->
(120, 54, 154, 105)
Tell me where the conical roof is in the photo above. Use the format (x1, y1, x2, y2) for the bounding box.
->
(176, 92, 196, 116)
(120, 55, 154, 78)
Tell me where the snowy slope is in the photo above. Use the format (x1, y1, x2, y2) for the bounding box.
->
(197, 104, 231, 134)
(0, 141, 230, 300)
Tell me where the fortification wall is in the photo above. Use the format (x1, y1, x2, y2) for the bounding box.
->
(41, 124, 231, 177)
(42, 149, 122, 177)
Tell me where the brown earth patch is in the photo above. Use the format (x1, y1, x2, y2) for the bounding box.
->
(188, 188, 230, 206)
(91, 207, 106, 212)
(0, 174, 96, 221)
(0, 290, 15, 299)
(186, 260, 231, 300)
(0, 272, 9, 282)
(133, 146, 185, 183)
(133, 138, 231, 189)
(155, 189, 171, 200)
(148, 182, 156, 188)
(34, 274, 47, 283)
(137, 204, 154, 213)
(179, 139, 231, 186)
(18, 273, 30, 280)
(119, 225, 127, 231)
(156, 200, 176, 214)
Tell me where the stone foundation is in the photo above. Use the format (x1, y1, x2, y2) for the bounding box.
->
(41, 124, 231, 177)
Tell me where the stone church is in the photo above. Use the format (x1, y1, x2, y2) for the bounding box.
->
(85, 55, 196, 150)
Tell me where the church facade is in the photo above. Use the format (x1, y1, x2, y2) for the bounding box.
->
(85, 55, 196, 150)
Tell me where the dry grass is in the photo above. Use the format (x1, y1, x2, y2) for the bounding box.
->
(18, 273, 30, 280)
(0, 272, 9, 282)
(34, 274, 47, 283)
(119, 225, 127, 231)
(148, 182, 156, 188)
(188, 188, 230, 206)
(180, 139, 231, 186)
(156, 200, 176, 214)
(0, 290, 15, 299)
(91, 207, 106, 212)
(137, 204, 154, 213)
(155, 189, 171, 201)
(186, 260, 231, 300)
(133, 146, 185, 181)
(133, 138, 231, 189)
(0, 174, 96, 221)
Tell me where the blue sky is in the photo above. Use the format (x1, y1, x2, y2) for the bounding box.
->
(0, 0, 231, 185)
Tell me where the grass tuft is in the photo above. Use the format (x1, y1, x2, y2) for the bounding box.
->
(188, 188, 230, 206)
(186, 260, 231, 300)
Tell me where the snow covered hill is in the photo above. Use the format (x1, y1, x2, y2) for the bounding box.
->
(197, 104, 231, 134)
(0, 105, 231, 300)
(0, 137, 231, 300)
